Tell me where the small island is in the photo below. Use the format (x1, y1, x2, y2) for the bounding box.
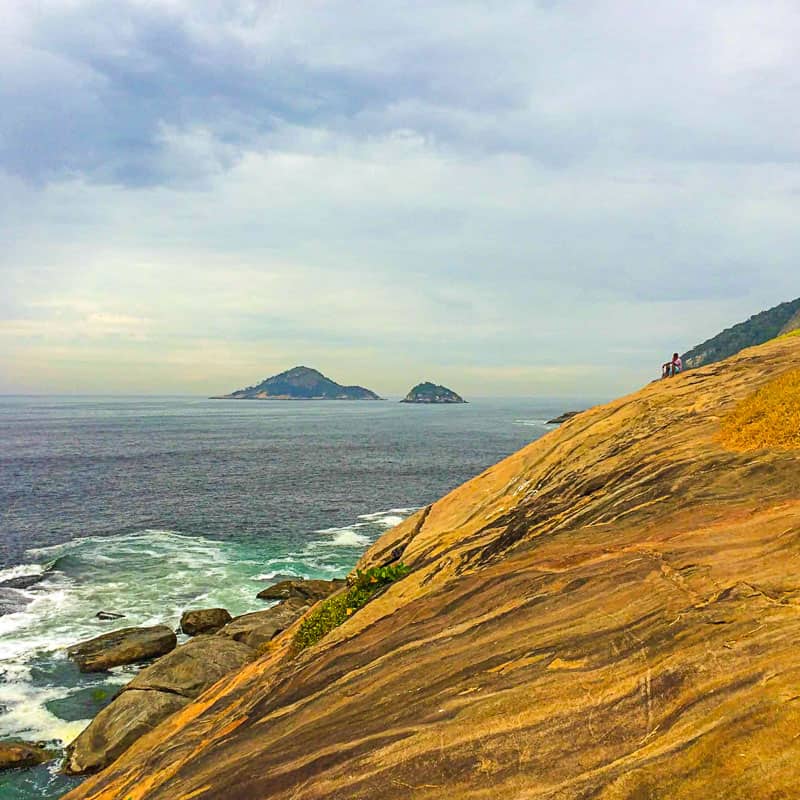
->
(400, 382, 466, 404)
(212, 366, 381, 400)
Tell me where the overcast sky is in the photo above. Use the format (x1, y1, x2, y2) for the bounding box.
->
(2, 1, 798, 397)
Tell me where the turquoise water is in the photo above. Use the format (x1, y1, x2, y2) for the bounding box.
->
(0, 395, 598, 798)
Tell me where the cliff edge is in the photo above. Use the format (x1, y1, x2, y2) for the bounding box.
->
(66, 334, 800, 800)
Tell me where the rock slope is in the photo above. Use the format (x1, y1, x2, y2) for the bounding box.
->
(65, 334, 800, 800)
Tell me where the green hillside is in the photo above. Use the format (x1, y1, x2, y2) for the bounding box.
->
(683, 296, 800, 369)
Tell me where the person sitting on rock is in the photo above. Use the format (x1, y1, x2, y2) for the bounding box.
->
(662, 353, 683, 378)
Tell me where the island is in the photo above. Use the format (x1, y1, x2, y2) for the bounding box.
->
(400, 382, 466, 404)
(212, 366, 381, 400)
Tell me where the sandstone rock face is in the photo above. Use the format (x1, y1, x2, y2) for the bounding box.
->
(65, 636, 256, 775)
(67, 625, 177, 672)
(218, 599, 310, 649)
(180, 608, 232, 635)
(65, 335, 800, 800)
(256, 579, 344, 603)
(0, 741, 52, 771)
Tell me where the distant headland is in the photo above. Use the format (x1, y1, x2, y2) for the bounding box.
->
(212, 366, 381, 400)
(400, 382, 466, 404)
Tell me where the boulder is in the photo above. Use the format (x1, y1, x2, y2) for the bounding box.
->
(256, 578, 344, 603)
(127, 635, 254, 698)
(219, 598, 310, 649)
(0, 740, 53, 771)
(64, 690, 189, 775)
(65, 635, 256, 775)
(68, 625, 177, 673)
(180, 608, 232, 636)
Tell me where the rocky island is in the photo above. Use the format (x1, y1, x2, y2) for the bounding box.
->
(400, 382, 466, 404)
(65, 333, 800, 800)
(212, 366, 381, 400)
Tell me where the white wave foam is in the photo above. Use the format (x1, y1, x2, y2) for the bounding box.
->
(324, 529, 371, 547)
(0, 563, 46, 583)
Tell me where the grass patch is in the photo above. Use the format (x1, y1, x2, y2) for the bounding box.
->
(294, 564, 410, 651)
(718, 369, 800, 452)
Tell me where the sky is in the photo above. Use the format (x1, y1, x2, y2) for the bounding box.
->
(2, 0, 799, 397)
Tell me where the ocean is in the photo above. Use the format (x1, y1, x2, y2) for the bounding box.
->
(0, 394, 596, 799)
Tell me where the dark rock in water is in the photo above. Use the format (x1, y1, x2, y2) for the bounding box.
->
(218, 599, 310, 649)
(65, 635, 256, 774)
(96, 611, 125, 621)
(67, 626, 177, 673)
(0, 573, 45, 591)
(0, 740, 53, 771)
(0, 587, 29, 616)
(256, 579, 344, 603)
(64, 690, 189, 775)
(546, 411, 581, 424)
(180, 608, 232, 636)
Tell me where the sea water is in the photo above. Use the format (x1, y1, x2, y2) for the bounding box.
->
(0, 395, 598, 799)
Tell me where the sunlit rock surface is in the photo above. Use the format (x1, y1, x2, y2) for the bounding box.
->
(66, 335, 800, 800)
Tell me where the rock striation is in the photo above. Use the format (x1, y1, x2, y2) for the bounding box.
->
(213, 366, 380, 400)
(401, 382, 466, 403)
(65, 334, 800, 800)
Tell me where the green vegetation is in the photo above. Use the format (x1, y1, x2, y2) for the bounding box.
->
(294, 564, 410, 650)
(682, 297, 800, 369)
(718, 369, 800, 452)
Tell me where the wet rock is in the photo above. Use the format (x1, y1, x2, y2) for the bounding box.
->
(0, 740, 53, 771)
(64, 690, 189, 775)
(68, 625, 177, 673)
(180, 608, 232, 636)
(256, 578, 344, 603)
(96, 611, 125, 621)
(127, 635, 254, 698)
(0, 573, 46, 590)
(546, 410, 581, 424)
(219, 598, 310, 649)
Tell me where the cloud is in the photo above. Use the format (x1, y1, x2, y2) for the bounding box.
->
(1, 0, 798, 394)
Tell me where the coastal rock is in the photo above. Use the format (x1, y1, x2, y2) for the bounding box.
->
(127, 635, 255, 698)
(180, 608, 232, 636)
(0, 740, 53, 771)
(64, 690, 189, 775)
(67, 625, 177, 673)
(63, 333, 800, 800)
(546, 410, 581, 424)
(218, 599, 310, 649)
(65, 636, 256, 775)
(95, 611, 125, 621)
(400, 382, 466, 404)
(256, 579, 344, 603)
